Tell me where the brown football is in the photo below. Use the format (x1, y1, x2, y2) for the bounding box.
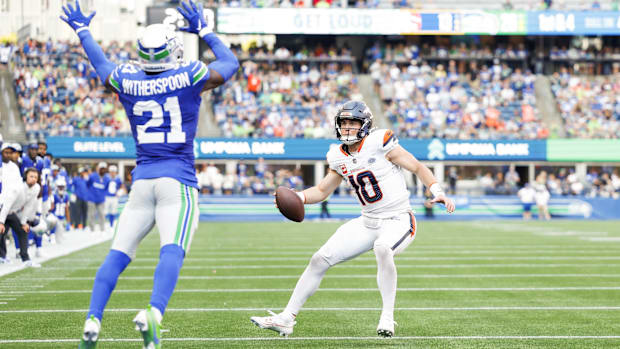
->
(275, 186, 305, 222)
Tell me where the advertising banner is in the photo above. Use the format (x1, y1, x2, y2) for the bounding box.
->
(547, 139, 620, 162)
(458, 11, 527, 35)
(528, 11, 620, 35)
(217, 8, 620, 35)
(47, 137, 137, 159)
(403, 139, 547, 161)
(47, 137, 548, 161)
(217, 8, 464, 35)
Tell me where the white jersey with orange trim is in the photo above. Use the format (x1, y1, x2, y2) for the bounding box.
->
(326, 129, 411, 219)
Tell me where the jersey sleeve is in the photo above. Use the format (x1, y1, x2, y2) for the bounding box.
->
(378, 129, 398, 155)
(326, 148, 339, 172)
(108, 65, 123, 93)
(189, 61, 210, 89)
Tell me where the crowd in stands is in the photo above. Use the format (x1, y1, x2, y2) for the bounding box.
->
(196, 160, 304, 195)
(6, 39, 620, 141)
(365, 42, 529, 63)
(473, 166, 620, 198)
(370, 58, 547, 139)
(212, 45, 359, 138)
(11, 39, 132, 140)
(550, 68, 620, 139)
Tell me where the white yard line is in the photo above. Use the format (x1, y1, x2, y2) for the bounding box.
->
(133, 249, 620, 256)
(581, 237, 620, 242)
(16, 274, 620, 281)
(3, 286, 620, 294)
(59, 256, 620, 262)
(37, 263, 620, 270)
(3, 306, 620, 314)
(1, 336, 620, 343)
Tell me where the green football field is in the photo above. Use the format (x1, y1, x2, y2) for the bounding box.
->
(1, 220, 620, 348)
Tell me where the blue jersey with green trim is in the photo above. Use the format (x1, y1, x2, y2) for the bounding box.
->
(109, 61, 210, 188)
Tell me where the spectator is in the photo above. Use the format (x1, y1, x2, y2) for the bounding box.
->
(87, 162, 108, 233)
(534, 177, 551, 220)
(517, 183, 536, 220)
(72, 166, 91, 231)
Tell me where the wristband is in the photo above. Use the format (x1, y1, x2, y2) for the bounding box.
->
(199, 27, 213, 37)
(429, 183, 445, 198)
(296, 191, 306, 204)
(76, 27, 89, 34)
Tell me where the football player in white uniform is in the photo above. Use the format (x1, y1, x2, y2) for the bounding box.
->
(251, 101, 455, 338)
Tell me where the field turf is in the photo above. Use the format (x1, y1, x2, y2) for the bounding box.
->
(1, 219, 620, 348)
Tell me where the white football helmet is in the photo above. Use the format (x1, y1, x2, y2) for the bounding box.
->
(137, 24, 183, 73)
(31, 219, 48, 236)
(56, 177, 67, 196)
(46, 213, 59, 230)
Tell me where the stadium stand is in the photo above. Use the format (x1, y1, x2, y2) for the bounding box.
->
(11, 39, 133, 140)
(212, 45, 358, 138)
(6, 39, 620, 141)
(550, 70, 620, 139)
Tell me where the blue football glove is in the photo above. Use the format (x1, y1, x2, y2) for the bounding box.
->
(177, 0, 208, 35)
(60, 0, 96, 33)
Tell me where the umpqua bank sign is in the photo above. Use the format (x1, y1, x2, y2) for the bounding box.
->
(195, 138, 334, 160)
(422, 139, 546, 161)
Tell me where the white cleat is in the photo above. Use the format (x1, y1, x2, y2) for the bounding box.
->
(24, 260, 41, 268)
(250, 310, 296, 337)
(35, 248, 45, 258)
(79, 315, 100, 348)
(377, 318, 396, 338)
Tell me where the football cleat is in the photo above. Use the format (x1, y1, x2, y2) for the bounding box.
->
(376, 318, 397, 338)
(23, 260, 41, 268)
(250, 310, 296, 337)
(79, 315, 100, 349)
(134, 305, 162, 349)
(35, 248, 45, 258)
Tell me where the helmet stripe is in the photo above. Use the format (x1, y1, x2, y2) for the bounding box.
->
(138, 49, 150, 60)
(138, 47, 170, 61)
(138, 41, 167, 52)
(153, 49, 170, 60)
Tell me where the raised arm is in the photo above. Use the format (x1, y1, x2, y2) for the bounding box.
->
(297, 170, 343, 205)
(386, 144, 455, 213)
(177, 0, 239, 91)
(60, 1, 116, 86)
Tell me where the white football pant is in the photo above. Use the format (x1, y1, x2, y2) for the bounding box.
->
(111, 178, 199, 260)
(317, 211, 417, 265)
(104, 196, 119, 218)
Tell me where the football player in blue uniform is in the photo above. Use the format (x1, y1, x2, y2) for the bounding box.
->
(103, 165, 123, 231)
(61, 1, 239, 348)
(21, 144, 42, 174)
(49, 177, 71, 244)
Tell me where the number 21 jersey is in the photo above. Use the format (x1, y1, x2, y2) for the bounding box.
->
(109, 61, 210, 188)
(327, 129, 411, 219)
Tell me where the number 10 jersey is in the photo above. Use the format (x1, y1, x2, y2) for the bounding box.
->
(109, 61, 211, 188)
(327, 129, 411, 219)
